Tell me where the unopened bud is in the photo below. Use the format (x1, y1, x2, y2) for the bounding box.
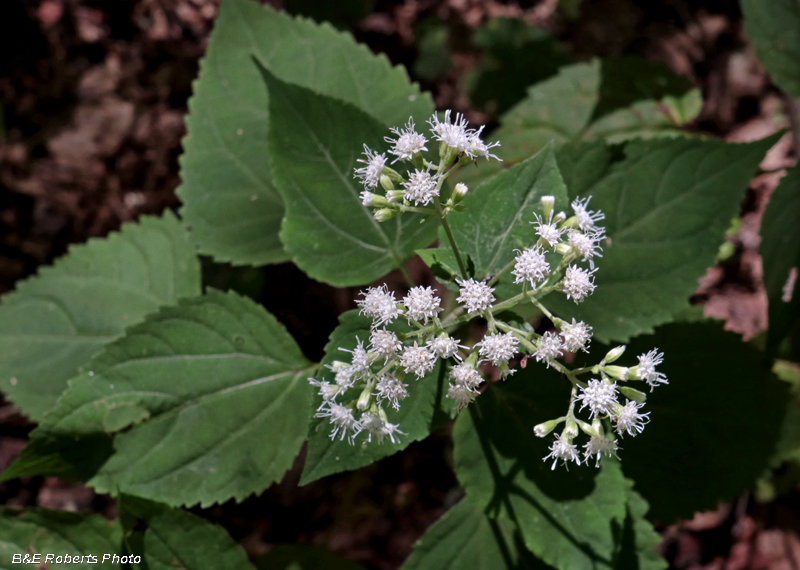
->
(541, 195, 555, 220)
(555, 242, 571, 255)
(604, 345, 626, 363)
(604, 365, 630, 381)
(563, 417, 579, 439)
(534, 418, 562, 438)
(362, 192, 390, 208)
(380, 175, 394, 192)
(453, 182, 469, 203)
(577, 419, 598, 438)
(619, 387, 647, 404)
(374, 208, 399, 222)
(553, 211, 567, 225)
(357, 385, 373, 411)
(387, 190, 405, 203)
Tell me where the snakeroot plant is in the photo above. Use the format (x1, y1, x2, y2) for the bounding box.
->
(0, 1, 796, 568)
(314, 112, 668, 470)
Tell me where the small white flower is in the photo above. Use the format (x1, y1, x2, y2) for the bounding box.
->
(535, 331, 563, 368)
(401, 169, 439, 205)
(385, 118, 428, 163)
(427, 333, 464, 360)
(361, 412, 404, 444)
(450, 363, 484, 390)
(428, 109, 471, 153)
(583, 436, 619, 467)
(308, 378, 340, 403)
(577, 379, 618, 419)
(562, 265, 597, 303)
(341, 338, 371, 377)
(636, 349, 668, 391)
(614, 400, 650, 437)
(568, 229, 604, 268)
(544, 434, 581, 470)
(561, 319, 592, 353)
(327, 363, 355, 389)
(400, 342, 437, 377)
(354, 145, 386, 189)
(571, 196, 605, 231)
(532, 212, 565, 248)
(477, 332, 518, 366)
(447, 383, 479, 410)
(403, 286, 442, 324)
(456, 278, 496, 313)
(464, 127, 501, 161)
(316, 401, 362, 443)
(374, 374, 409, 410)
(370, 329, 402, 361)
(512, 247, 550, 287)
(357, 285, 400, 325)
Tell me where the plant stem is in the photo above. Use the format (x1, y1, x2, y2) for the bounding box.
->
(433, 196, 468, 279)
(398, 263, 416, 288)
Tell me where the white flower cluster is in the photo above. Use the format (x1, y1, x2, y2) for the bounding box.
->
(353, 110, 501, 217)
(338, 118, 672, 469)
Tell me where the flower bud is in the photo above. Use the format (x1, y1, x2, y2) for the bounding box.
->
(534, 418, 562, 438)
(604, 345, 626, 363)
(453, 183, 469, 203)
(387, 190, 405, 203)
(541, 195, 555, 220)
(619, 386, 647, 404)
(604, 365, 630, 381)
(577, 419, 598, 438)
(555, 242, 571, 255)
(380, 175, 395, 192)
(563, 417, 579, 439)
(357, 385, 373, 411)
(374, 208, 399, 222)
(362, 192, 390, 208)
(553, 211, 567, 225)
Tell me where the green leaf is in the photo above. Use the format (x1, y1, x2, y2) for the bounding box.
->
(300, 310, 444, 484)
(547, 134, 779, 342)
(761, 164, 800, 354)
(741, 0, 800, 97)
(618, 322, 788, 522)
(452, 365, 628, 570)
(401, 499, 545, 570)
(255, 545, 366, 570)
(178, 0, 432, 266)
(16, 290, 313, 507)
(0, 508, 122, 568)
(616, 484, 667, 570)
(448, 144, 569, 284)
(0, 213, 200, 421)
(143, 508, 256, 570)
(259, 64, 437, 286)
(455, 59, 698, 191)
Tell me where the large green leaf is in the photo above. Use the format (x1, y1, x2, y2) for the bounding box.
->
(178, 0, 432, 265)
(741, 0, 800, 97)
(0, 213, 200, 421)
(448, 145, 569, 282)
(11, 290, 314, 507)
(452, 365, 628, 570)
(456, 60, 699, 190)
(260, 66, 437, 286)
(618, 322, 787, 522)
(300, 310, 444, 484)
(547, 134, 779, 342)
(401, 499, 545, 570)
(761, 164, 800, 354)
(0, 508, 122, 569)
(143, 508, 256, 570)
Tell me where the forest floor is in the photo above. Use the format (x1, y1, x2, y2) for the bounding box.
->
(0, 0, 798, 568)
